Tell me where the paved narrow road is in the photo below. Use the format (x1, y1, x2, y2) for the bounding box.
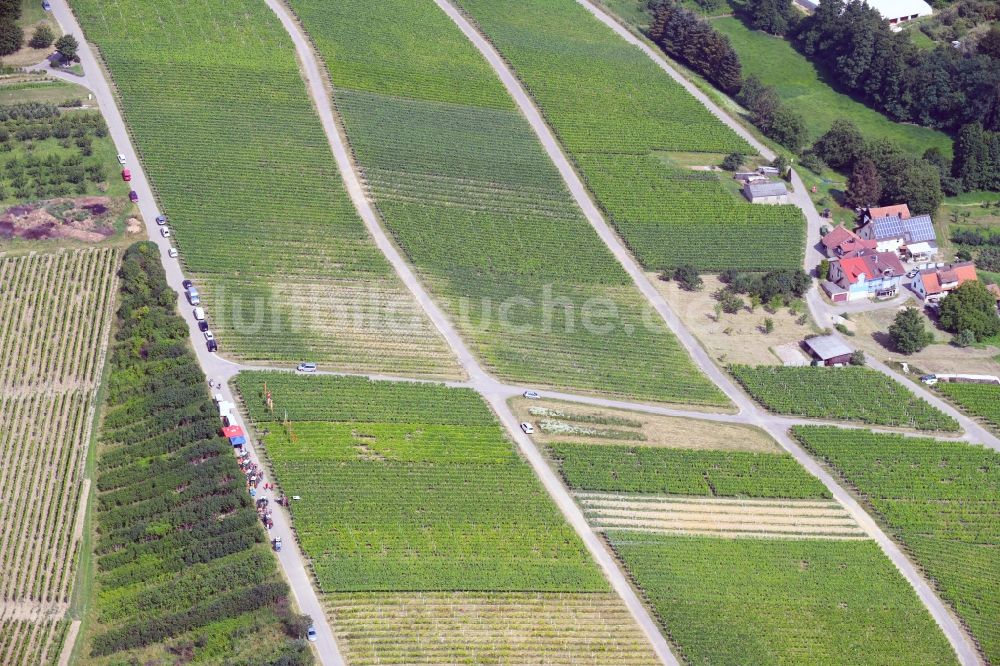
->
(47, 2, 345, 664)
(434, 2, 984, 664)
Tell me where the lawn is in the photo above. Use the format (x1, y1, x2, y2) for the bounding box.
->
(68, 0, 458, 378)
(236, 372, 605, 592)
(450, 0, 805, 272)
(285, 0, 729, 405)
(730, 365, 959, 431)
(794, 426, 1000, 664)
(712, 17, 953, 156)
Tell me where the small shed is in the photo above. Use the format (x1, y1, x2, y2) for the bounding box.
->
(803, 334, 854, 366)
(821, 280, 849, 303)
(743, 181, 789, 204)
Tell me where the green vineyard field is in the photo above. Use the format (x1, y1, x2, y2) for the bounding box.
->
(609, 534, 957, 665)
(937, 382, 1000, 432)
(549, 442, 830, 498)
(236, 371, 604, 592)
(68, 0, 457, 378)
(794, 426, 1000, 663)
(285, 0, 727, 405)
(453, 0, 805, 271)
(731, 365, 959, 431)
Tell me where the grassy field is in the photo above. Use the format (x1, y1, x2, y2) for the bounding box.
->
(794, 426, 1000, 664)
(68, 0, 458, 378)
(731, 365, 959, 431)
(77, 244, 308, 664)
(539, 419, 955, 663)
(451, 0, 804, 272)
(0, 79, 91, 106)
(236, 371, 660, 663)
(286, 0, 727, 406)
(711, 17, 953, 156)
(0, 248, 119, 665)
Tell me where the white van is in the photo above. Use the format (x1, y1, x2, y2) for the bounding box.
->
(193, 306, 205, 321)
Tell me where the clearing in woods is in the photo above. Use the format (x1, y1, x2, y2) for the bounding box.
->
(67, 0, 459, 379)
(536, 402, 956, 664)
(235, 372, 660, 663)
(0, 248, 120, 665)
(283, 0, 728, 406)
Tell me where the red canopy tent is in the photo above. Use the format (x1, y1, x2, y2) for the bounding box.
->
(222, 425, 244, 438)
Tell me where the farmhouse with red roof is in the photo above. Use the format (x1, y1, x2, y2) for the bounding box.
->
(911, 262, 979, 304)
(826, 249, 905, 302)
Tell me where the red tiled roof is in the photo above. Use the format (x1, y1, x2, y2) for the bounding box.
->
(821, 225, 877, 257)
(919, 262, 978, 295)
(836, 251, 905, 285)
(867, 204, 911, 220)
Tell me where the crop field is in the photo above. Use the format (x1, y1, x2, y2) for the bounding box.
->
(68, 0, 458, 378)
(609, 534, 957, 665)
(236, 371, 661, 662)
(731, 365, 959, 431)
(284, 0, 726, 405)
(937, 382, 1000, 432)
(794, 426, 1000, 663)
(0, 618, 67, 666)
(577, 493, 867, 539)
(325, 592, 659, 665)
(0, 248, 118, 663)
(539, 421, 956, 663)
(452, 0, 805, 271)
(78, 244, 308, 664)
(549, 443, 830, 498)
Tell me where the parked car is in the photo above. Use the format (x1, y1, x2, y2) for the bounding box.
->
(121, 168, 131, 182)
(117, 153, 126, 165)
(128, 190, 139, 203)
(155, 214, 167, 225)
(160, 227, 170, 238)
(523, 390, 540, 399)
(920, 374, 938, 385)
(167, 247, 178, 258)
(520, 422, 534, 434)
(193, 307, 205, 321)
(297, 362, 317, 373)
(42, 1, 52, 11)
(182, 279, 193, 289)
(186, 286, 200, 305)
(204, 330, 215, 341)
(272, 537, 282, 552)
(207, 339, 218, 352)
(906, 269, 919, 279)
(198, 320, 209, 332)
(307, 627, 317, 642)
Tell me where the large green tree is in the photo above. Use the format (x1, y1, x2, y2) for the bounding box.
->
(812, 120, 864, 171)
(745, 0, 797, 35)
(846, 157, 881, 208)
(878, 155, 943, 215)
(939, 281, 1000, 341)
(889, 307, 934, 354)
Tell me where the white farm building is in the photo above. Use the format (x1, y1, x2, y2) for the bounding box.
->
(798, 0, 932, 25)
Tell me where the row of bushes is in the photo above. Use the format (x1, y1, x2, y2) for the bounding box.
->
(88, 242, 311, 662)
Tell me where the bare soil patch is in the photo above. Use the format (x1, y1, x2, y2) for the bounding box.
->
(0, 196, 118, 243)
(511, 397, 780, 452)
(653, 274, 817, 366)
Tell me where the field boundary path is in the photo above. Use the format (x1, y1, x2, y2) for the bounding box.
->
(430, 1, 984, 664)
(264, 1, 679, 663)
(46, 1, 344, 664)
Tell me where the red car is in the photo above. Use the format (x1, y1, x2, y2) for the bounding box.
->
(121, 168, 131, 182)
(128, 190, 138, 203)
